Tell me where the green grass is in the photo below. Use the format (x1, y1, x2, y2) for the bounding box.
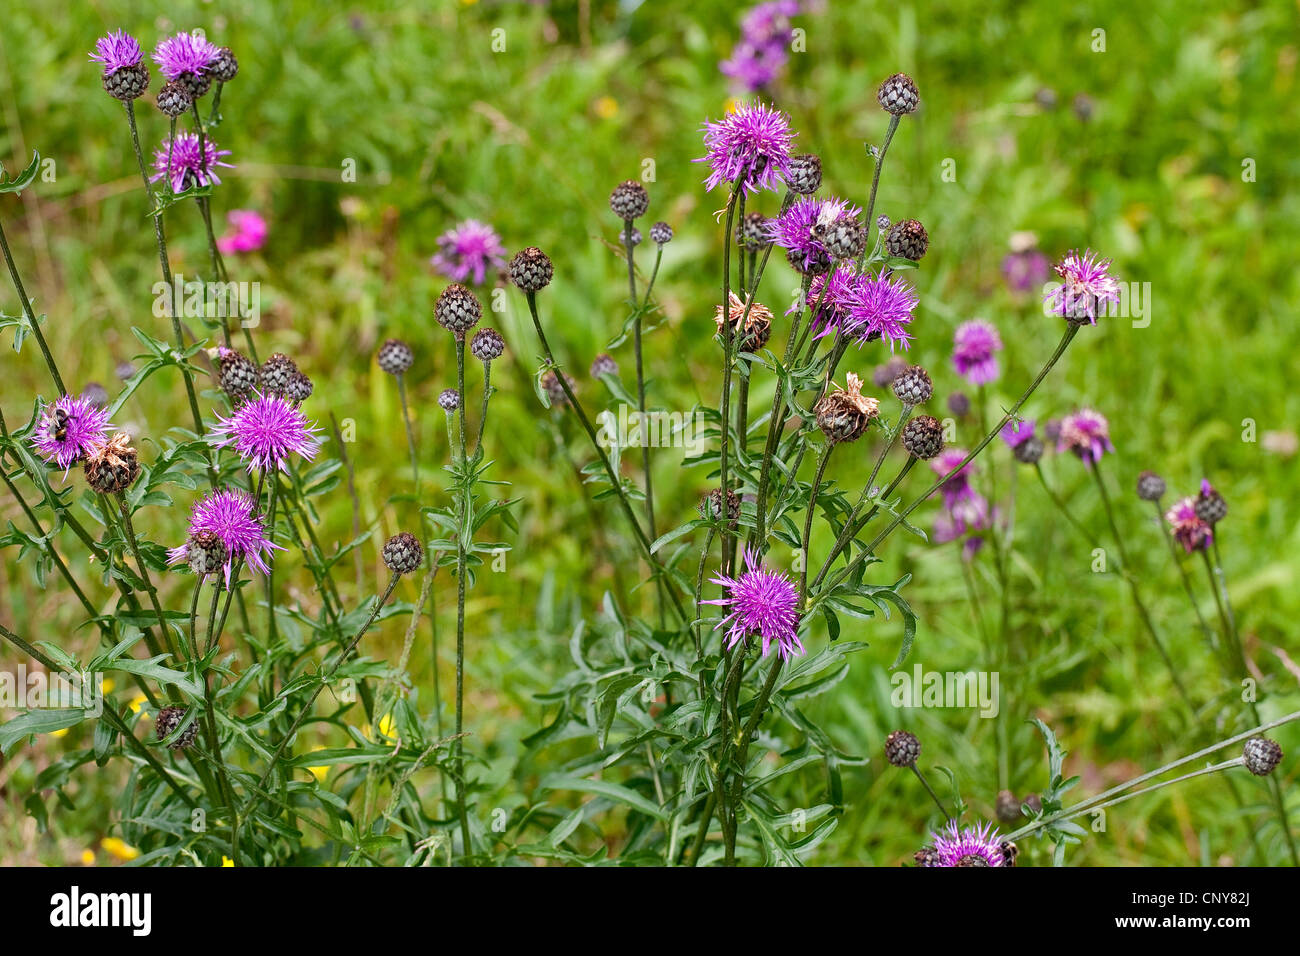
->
(1, 0, 1298, 865)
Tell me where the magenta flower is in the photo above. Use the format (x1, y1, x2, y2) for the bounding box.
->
(210, 391, 320, 473)
(827, 271, 919, 350)
(1000, 418, 1035, 448)
(697, 101, 795, 194)
(930, 447, 975, 511)
(702, 547, 803, 660)
(152, 31, 219, 81)
(1044, 248, 1121, 324)
(150, 131, 232, 193)
(1058, 408, 1113, 465)
(766, 197, 859, 275)
(217, 210, 268, 255)
(952, 319, 1002, 385)
(90, 31, 144, 75)
(32, 395, 113, 472)
(430, 219, 508, 285)
(168, 489, 283, 586)
(930, 821, 1007, 867)
(720, 1, 801, 93)
(1001, 247, 1049, 294)
(1165, 497, 1213, 553)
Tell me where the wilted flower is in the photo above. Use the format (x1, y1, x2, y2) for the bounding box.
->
(1165, 497, 1213, 553)
(430, 219, 507, 285)
(168, 489, 282, 586)
(715, 291, 774, 353)
(1044, 249, 1120, 324)
(703, 547, 803, 660)
(951, 319, 1002, 385)
(210, 391, 320, 473)
(1058, 408, 1113, 465)
(217, 210, 267, 255)
(150, 131, 232, 193)
(33, 395, 113, 472)
(697, 101, 795, 194)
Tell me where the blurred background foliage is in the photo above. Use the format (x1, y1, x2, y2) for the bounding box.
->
(0, 0, 1297, 865)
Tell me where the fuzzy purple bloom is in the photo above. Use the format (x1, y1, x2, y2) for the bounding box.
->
(930, 447, 975, 508)
(1044, 248, 1121, 324)
(766, 197, 859, 274)
(1058, 408, 1114, 465)
(32, 395, 113, 472)
(952, 319, 1002, 385)
(152, 31, 220, 81)
(90, 31, 144, 75)
(703, 546, 803, 660)
(430, 219, 508, 285)
(1000, 418, 1035, 448)
(719, 1, 801, 92)
(696, 101, 795, 194)
(210, 391, 321, 473)
(1002, 247, 1050, 293)
(820, 270, 919, 350)
(931, 821, 1006, 867)
(150, 130, 232, 193)
(1166, 497, 1213, 554)
(167, 489, 283, 586)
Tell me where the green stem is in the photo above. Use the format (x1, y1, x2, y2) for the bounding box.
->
(0, 218, 64, 395)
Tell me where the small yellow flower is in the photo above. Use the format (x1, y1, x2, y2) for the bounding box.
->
(222, 856, 235, 867)
(307, 746, 330, 782)
(51, 727, 69, 739)
(100, 838, 139, 862)
(128, 695, 148, 715)
(594, 96, 619, 120)
(80, 849, 95, 865)
(101, 678, 116, 695)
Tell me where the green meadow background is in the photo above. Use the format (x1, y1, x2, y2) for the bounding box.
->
(0, 0, 1297, 865)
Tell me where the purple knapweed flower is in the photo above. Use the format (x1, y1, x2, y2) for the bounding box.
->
(720, 1, 801, 93)
(168, 489, 282, 586)
(1002, 247, 1050, 294)
(930, 821, 1007, 867)
(1165, 497, 1213, 553)
(952, 319, 1002, 385)
(217, 210, 267, 255)
(829, 271, 919, 350)
(152, 31, 219, 81)
(766, 197, 859, 275)
(697, 101, 795, 194)
(430, 219, 508, 285)
(150, 130, 232, 193)
(1000, 418, 1035, 448)
(703, 546, 803, 660)
(210, 391, 320, 473)
(32, 395, 113, 472)
(930, 447, 974, 507)
(1044, 248, 1121, 324)
(90, 31, 144, 75)
(1058, 408, 1114, 465)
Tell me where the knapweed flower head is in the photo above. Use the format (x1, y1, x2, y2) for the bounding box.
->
(719, 1, 800, 93)
(1058, 408, 1113, 465)
(1002, 243, 1050, 294)
(152, 31, 219, 83)
(168, 489, 282, 586)
(217, 210, 267, 255)
(210, 391, 320, 473)
(931, 447, 974, 506)
(430, 219, 507, 286)
(766, 197, 860, 275)
(933, 492, 992, 549)
(33, 395, 113, 472)
(1165, 497, 1213, 553)
(824, 271, 919, 350)
(930, 820, 1006, 867)
(952, 319, 1002, 385)
(1044, 248, 1120, 324)
(697, 101, 795, 194)
(703, 547, 803, 660)
(715, 291, 774, 353)
(90, 31, 144, 76)
(1000, 418, 1035, 448)
(151, 131, 232, 193)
